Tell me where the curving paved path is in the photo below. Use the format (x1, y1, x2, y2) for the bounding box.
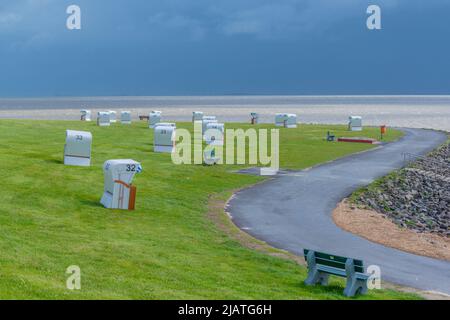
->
(228, 128, 450, 295)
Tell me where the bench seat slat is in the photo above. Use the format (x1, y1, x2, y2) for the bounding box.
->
(315, 257, 346, 269)
(304, 249, 363, 266)
(317, 265, 347, 277)
(304, 249, 365, 273)
(314, 252, 348, 264)
(317, 267, 369, 280)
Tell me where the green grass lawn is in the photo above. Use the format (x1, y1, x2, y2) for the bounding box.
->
(0, 119, 415, 299)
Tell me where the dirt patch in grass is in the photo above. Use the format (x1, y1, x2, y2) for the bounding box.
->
(333, 199, 450, 262)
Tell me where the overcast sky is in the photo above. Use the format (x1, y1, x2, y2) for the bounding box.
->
(0, 0, 449, 97)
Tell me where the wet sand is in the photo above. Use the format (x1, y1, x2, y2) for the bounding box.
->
(0, 96, 449, 131)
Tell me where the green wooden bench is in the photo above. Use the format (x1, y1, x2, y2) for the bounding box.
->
(326, 131, 336, 142)
(303, 249, 370, 297)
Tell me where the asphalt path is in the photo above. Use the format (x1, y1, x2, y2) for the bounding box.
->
(228, 128, 450, 294)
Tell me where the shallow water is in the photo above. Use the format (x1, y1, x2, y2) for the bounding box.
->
(0, 96, 449, 131)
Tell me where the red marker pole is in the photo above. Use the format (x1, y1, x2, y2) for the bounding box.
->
(380, 125, 386, 140)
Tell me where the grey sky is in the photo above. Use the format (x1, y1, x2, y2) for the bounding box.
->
(0, 0, 449, 96)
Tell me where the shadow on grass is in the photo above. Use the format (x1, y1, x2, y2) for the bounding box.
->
(131, 144, 153, 153)
(297, 282, 349, 298)
(45, 158, 63, 165)
(79, 199, 104, 209)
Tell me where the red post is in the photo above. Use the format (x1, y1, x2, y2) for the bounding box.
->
(380, 125, 387, 140)
(128, 185, 137, 211)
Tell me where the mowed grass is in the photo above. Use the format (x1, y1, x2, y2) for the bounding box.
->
(0, 119, 414, 299)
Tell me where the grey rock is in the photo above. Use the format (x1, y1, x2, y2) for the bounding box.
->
(357, 143, 450, 236)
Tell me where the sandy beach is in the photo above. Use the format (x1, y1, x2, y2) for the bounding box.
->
(1, 96, 449, 131)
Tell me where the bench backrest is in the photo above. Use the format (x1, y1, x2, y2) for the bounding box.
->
(304, 249, 364, 273)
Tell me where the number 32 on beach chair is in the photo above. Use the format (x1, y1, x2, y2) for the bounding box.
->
(100, 159, 142, 210)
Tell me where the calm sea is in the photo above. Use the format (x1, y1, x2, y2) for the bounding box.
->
(1, 95, 450, 110)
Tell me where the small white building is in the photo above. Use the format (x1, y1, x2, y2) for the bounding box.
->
(100, 159, 141, 210)
(80, 110, 91, 121)
(108, 111, 117, 123)
(121, 111, 132, 124)
(64, 130, 92, 166)
(250, 112, 259, 124)
(149, 111, 162, 128)
(348, 116, 363, 131)
(154, 123, 176, 153)
(97, 112, 111, 126)
(285, 114, 297, 128)
(275, 113, 297, 128)
(275, 113, 288, 127)
(202, 116, 218, 134)
(192, 111, 204, 122)
(204, 148, 220, 165)
(204, 122, 225, 145)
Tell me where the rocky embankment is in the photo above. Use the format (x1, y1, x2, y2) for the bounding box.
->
(355, 141, 450, 236)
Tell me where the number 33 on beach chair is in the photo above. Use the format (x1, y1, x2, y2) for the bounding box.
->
(100, 159, 142, 210)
